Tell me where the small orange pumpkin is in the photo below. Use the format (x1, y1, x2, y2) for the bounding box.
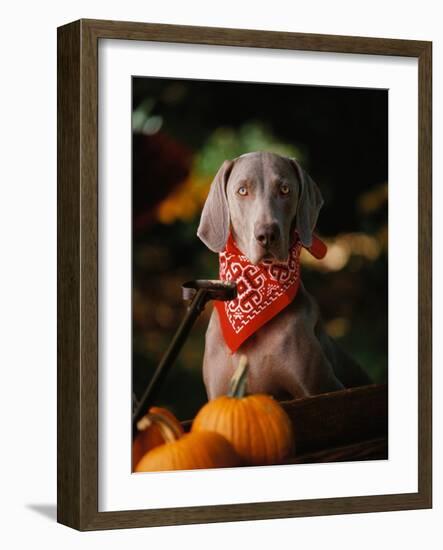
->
(132, 406, 184, 470)
(135, 430, 241, 472)
(192, 356, 294, 466)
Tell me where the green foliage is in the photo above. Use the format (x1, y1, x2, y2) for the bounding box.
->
(195, 122, 303, 177)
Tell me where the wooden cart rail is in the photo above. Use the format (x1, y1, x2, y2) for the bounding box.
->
(281, 383, 388, 457)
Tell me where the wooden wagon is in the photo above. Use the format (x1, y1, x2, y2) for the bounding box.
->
(181, 383, 388, 465)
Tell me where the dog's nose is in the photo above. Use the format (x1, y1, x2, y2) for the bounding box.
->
(254, 223, 280, 248)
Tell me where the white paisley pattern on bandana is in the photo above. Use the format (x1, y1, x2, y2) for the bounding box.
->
(214, 232, 327, 353)
(214, 233, 303, 352)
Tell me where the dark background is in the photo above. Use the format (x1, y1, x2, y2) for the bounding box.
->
(132, 77, 388, 420)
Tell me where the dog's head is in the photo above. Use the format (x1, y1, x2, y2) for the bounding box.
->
(197, 151, 324, 264)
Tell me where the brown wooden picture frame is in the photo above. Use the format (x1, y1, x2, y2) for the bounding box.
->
(57, 18, 432, 531)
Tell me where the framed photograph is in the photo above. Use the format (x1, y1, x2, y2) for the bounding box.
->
(57, 19, 432, 530)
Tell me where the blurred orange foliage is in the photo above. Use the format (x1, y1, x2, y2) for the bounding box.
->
(156, 173, 212, 224)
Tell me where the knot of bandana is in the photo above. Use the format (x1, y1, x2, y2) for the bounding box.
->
(214, 232, 327, 353)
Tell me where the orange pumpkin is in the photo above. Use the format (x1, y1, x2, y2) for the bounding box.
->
(192, 356, 294, 466)
(132, 406, 184, 470)
(135, 430, 241, 472)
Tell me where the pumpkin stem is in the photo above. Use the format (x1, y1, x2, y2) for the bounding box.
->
(228, 355, 249, 398)
(136, 411, 182, 444)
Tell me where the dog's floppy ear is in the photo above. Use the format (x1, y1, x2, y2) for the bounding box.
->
(197, 159, 234, 252)
(289, 158, 324, 248)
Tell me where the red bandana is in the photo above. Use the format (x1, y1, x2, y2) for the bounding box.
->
(214, 232, 327, 353)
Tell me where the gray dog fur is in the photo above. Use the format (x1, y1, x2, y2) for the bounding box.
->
(197, 151, 372, 399)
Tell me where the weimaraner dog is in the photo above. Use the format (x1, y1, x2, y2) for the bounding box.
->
(197, 151, 372, 400)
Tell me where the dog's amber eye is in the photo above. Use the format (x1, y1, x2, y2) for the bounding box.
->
(237, 186, 248, 196)
(280, 183, 290, 195)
